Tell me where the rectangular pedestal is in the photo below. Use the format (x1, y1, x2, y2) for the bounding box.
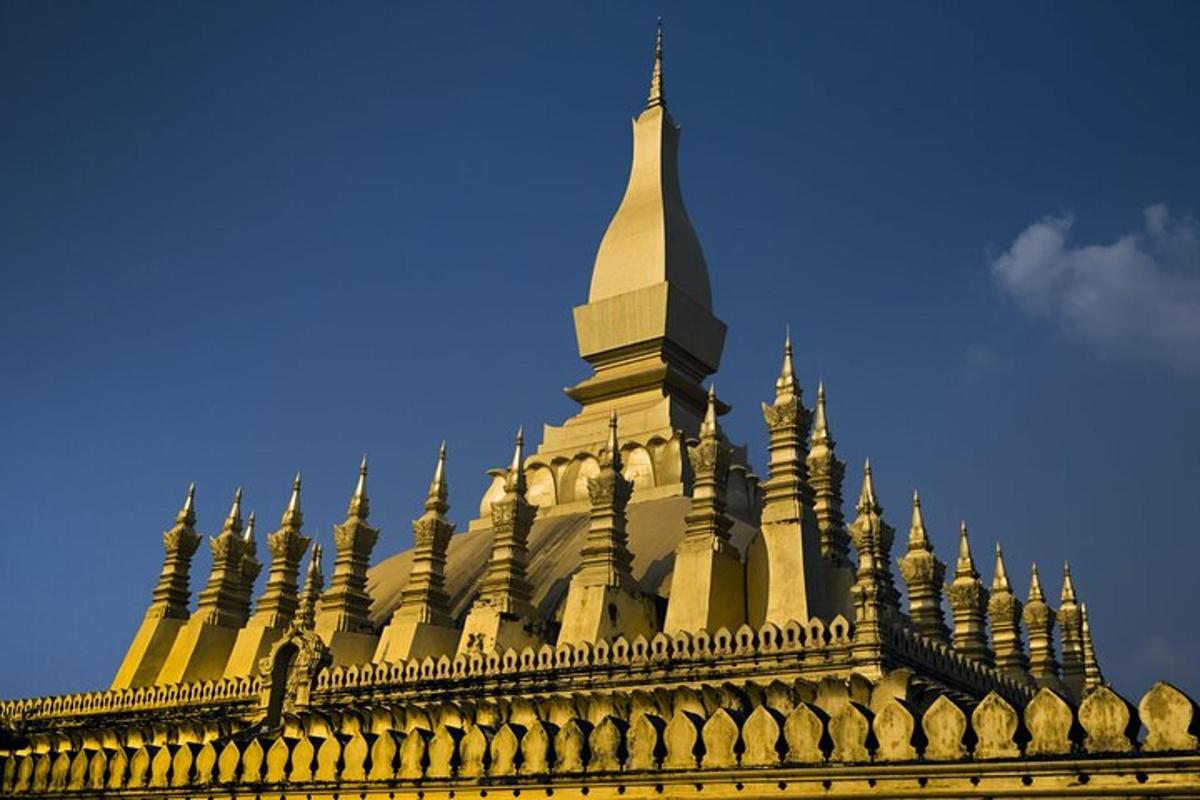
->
(111, 616, 186, 689)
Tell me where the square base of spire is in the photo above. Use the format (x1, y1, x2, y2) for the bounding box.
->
(222, 623, 284, 679)
(155, 619, 239, 685)
(111, 615, 186, 690)
(663, 537, 745, 635)
(374, 618, 461, 664)
(558, 580, 658, 647)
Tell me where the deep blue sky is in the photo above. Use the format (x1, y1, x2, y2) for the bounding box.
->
(2, 2, 1198, 700)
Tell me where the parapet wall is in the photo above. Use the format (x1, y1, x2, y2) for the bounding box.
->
(2, 681, 1198, 798)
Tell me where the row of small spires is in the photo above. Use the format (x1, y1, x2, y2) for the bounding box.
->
(150, 328, 1098, 698)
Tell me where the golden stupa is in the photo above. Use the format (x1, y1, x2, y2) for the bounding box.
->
(2, 25, 1198, 800)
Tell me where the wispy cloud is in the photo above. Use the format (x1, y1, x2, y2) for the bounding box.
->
(990, 204, 1200, 371)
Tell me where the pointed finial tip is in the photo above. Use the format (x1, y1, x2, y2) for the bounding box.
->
(235, 486, 243, 501)
(646, 20, 665, 110)
(995, 541, 1002, 555)
(912, 489, 920, 504)
(359, 454, 368, 472)
(187, 482, 196, 496)
(293, 471, 302, 488)
(440, 439, 447, 455)
(864, 457, 872, 472)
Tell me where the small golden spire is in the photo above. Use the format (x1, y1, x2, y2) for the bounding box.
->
(225, 487, 244, 530)
(955, 521, 977, 575)
(348, 455, 369, 519)
(307, 542, 323, 580)
(1081, 603, 1104, 689)
(243, 510, 256, 545)
(775, 326, 798, 397)
(1061, 561, 1078, 604)
(646, 18, 665, 110)
(857, 458, 878, 511)
(811, 380, 832, 444)
(431, 440, 447, 491)
(296, 542, 324, 630)
(506, 427, 527, 493)
(425, 441, 449, 513)
(605, 410, 623, 470)
(282, 473, 302, 527)
(1028, 562, 1045, 603)
(908, 490, 929, 547)
(992, 542, 1011, 593)
(177, 482, 197, 525)
(701, 384, 719, 436)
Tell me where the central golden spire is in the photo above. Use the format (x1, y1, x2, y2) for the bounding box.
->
(586, 21, 712, 309)
(567, 22, 726, 423)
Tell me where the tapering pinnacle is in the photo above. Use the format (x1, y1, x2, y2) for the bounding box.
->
(646, 18, 665, 109)
(701, 384, 719, 435)
(956, 521, 977, 574)
(282, 473, 302, 527)
(909, 490, 929, 548)
(992, 542, 1011, 592)
(858, 458, 878, 510)
(775, 326, 798, 397)
(432, 441, 447, 490)
(307, 542, 323, 580)
(506, 427, 527, 494)
(243, 511, 256, 545)
(605, 410, 623, 471)
(177, 482, 197, 525)
(425, 441, 449, 513)
(1061, 561, 1078, 603)
(225, 487, 243, 530)
(811, 380, 832, 444)
(349, 455, 369, 519)
(1028, 562, 1045, 603)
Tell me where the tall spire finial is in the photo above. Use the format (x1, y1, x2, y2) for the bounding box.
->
(296, 542, 324, 631)
(1081, 603, 1104, 690)
(775, 326, 799, 397)
(992, 541, 1011, 592)
(1061, 561, 1078, 604)
(1028, 562, 1045, 603)
(605, 410, 623, 471)
(857, 458, 878, 511)
(646, 18, 665, 110)
(425, 441, 449, 513)
(282, 472, 302, 527)
(506, 427, 527, 494)
(908, 490, 929, 547)
(177, 482, 197, 525)
(701, 384, 719, 435)
(243, 510, 256, 544)
(225, 487, 244, 532)
(956, 521, 977, 574)
(811, 380, 832, 444)
(348, 455, 370, 518)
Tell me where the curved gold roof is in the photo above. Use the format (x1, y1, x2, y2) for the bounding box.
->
(587, 29, 712, 311)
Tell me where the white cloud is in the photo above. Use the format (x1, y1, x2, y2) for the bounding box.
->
(990, 204, 1200, 371)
